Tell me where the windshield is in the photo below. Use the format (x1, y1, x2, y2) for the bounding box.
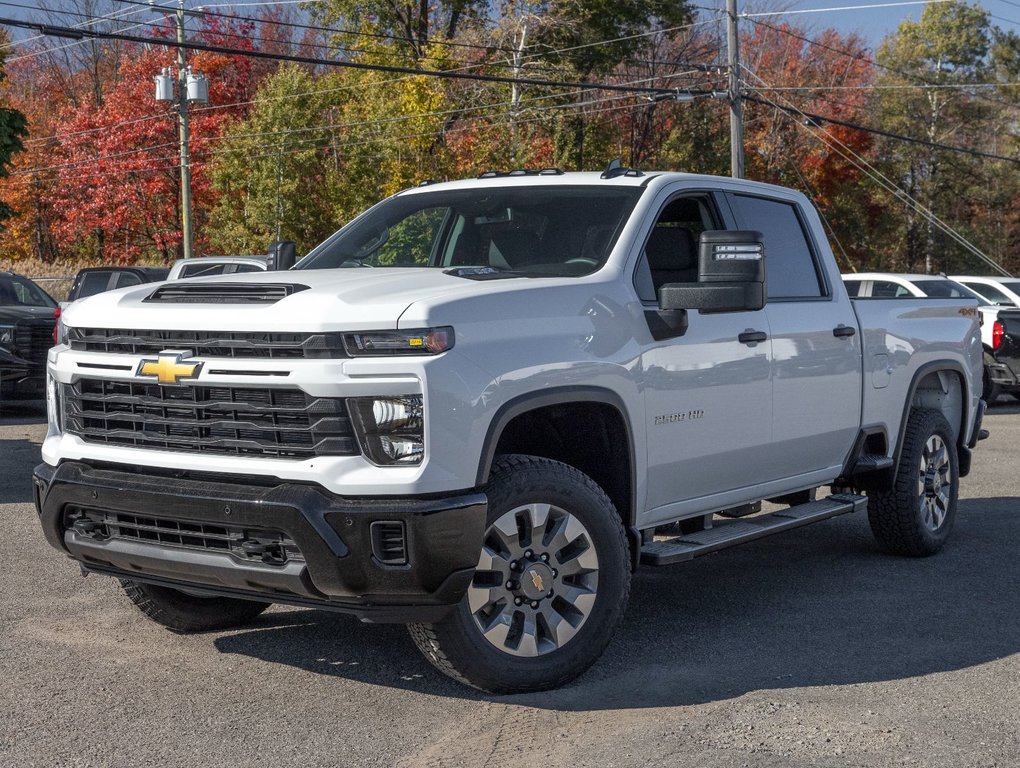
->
(912, 279, 983, 300)
(0, 275, 57, 308)
(298, 186, 643, 276)
(1000, 280, 1020, 297)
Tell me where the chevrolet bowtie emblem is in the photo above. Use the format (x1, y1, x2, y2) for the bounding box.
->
(136, 351, 203, 385)
(530, 571, 545, 593)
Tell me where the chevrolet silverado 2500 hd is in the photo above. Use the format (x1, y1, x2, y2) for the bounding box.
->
(34, 169, 985, 693)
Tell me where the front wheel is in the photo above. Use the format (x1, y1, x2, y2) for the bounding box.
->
(867, 408, 959, 557)
(409, 455, 631, 693)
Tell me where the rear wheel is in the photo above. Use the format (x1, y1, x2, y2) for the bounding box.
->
(867, 408, 959, 557)
(120, 580, 270, 633)
(409, 455, 630, 693)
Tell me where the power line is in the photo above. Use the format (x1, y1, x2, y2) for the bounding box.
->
(11, 69, 716, 178)
(109, 0, 722, 63)
(742, 0, 952, 18)
(743, 83, 1020, 166)
(745, 16, 1015, 112)
(0, 16, 717, 99)
(742, 64, 1010, 276)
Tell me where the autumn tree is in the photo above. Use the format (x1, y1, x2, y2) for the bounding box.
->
(737, 23, 877, 270)
(0, 29, 29, 229)
(873, 1, 995, 273)
(35, 15, 281, 263)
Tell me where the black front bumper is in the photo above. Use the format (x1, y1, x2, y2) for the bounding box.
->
(33, 461, 487, 623)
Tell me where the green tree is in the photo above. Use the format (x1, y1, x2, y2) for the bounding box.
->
(208, 64, 347, 255)
(873, 2, 996, 273)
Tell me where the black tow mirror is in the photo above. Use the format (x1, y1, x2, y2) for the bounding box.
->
(658, 230, 766, 313)
(267, 240, 298, 270)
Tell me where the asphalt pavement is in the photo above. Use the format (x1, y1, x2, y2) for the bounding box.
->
(1, 400, 1017, 767)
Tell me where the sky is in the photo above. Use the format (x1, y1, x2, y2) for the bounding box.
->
(1, 1, 1019, 56)
(755, 0, 1020, 48)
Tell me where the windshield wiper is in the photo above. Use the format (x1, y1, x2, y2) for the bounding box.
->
(443, 267, 528, 280)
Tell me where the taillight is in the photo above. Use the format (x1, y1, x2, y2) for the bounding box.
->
(993, 319, 1004, 351)
(52, 307, 60, 345)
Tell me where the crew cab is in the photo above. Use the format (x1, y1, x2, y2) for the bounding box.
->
(34, 169, 985, 693)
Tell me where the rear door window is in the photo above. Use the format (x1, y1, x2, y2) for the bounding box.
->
(727, 194, 824, 299)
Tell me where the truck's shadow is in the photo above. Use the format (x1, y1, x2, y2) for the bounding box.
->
(214, 497, 1020, 708)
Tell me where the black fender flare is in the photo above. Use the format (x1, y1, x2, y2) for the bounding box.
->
(892, 359, 971, 473)
(475, 386, 638, 528)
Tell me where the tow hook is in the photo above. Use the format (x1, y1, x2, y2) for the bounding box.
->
(72, 518, 103, 537)
(240, 539, 287, 564)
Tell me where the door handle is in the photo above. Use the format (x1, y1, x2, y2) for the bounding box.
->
(738, 330, 768, 345)
(833, 325, 857, 338)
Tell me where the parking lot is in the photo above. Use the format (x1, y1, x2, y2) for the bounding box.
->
(1, 401, 1017, 768)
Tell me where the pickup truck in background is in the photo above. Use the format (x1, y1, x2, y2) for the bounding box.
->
(951, 275, 1020, 308)
(66, 267, 170, 304)
(34, 169, 985, 693)
(166, 256, 267, 280)
(1, 271, 59, 404)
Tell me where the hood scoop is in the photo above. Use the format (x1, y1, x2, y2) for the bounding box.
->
(144, 282, 310, 304)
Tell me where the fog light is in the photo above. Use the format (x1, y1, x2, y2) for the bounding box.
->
(350, 395, 425, 466)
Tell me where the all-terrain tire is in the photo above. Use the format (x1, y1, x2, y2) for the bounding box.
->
(120, 580, 270, 633)
(408, 454, 631, 693)
(867, 408, 959, 557)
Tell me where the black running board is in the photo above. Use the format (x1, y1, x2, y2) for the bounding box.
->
(640, 494, 868, 566)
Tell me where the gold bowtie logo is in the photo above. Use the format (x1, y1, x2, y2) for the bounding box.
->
(136, 351, 203, 385)
(530, 571, 545, 593)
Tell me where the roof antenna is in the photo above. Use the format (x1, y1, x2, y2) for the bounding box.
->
(601, 158, 623, 179)
(600, 158, 643, 179)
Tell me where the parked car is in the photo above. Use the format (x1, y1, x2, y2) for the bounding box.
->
(38, 171, 984, 693)
(950, 275, 1020, 308)
(67, 266, 169, 303)
(167, 256, 267, 280)
(0, 272, 58, 402)
(842, 273, 1003, 401)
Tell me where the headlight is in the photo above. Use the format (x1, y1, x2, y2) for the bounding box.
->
(349, 395, 424, 465)
(343, 327, 454, 357)
(0, 324, 15, 353)
(54, 310, 69, 346)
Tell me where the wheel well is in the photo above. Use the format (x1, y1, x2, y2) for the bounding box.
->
(911, 369, 965, 445)
(492, 402, 634, 529)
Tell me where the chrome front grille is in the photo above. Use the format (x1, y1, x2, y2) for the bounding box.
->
(62, 378, 359, 458)
(68, 327, 347, 359)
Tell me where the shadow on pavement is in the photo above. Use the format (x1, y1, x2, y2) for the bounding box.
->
(0, 402, 45, 504)
(214, 497, 1019, 708)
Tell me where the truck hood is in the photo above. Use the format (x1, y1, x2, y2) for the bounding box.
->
(60, 268, 542, 332)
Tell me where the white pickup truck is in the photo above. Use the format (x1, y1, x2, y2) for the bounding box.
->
(34, 169, 986, 693)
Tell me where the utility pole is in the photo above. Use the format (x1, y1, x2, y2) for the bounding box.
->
(726, 0, 745, 179)
(153, 1, 207, 260)
(509, 18, 528, 165)
(175, 1, 193, 260)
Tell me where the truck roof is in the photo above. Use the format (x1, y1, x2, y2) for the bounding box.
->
(397, 170, 809, 199)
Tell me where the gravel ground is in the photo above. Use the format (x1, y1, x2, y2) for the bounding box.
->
(1, 400, 1017, 768)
